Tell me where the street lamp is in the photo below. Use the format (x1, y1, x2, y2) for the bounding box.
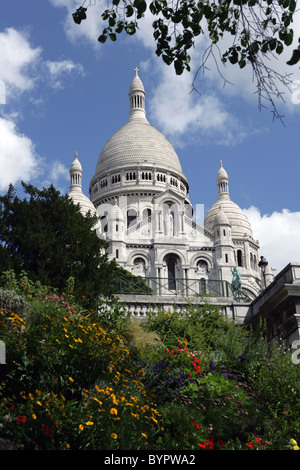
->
(258, 256, 268, 289)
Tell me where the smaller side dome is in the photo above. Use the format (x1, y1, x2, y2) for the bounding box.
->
(68, 152, 98, 218)
(109, 199, 125, 221)
(213, 205, 230, 227)
(205, 162, 253, 238)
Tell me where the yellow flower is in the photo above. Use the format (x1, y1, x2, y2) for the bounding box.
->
(111, 433, 118, 440)
(68, 376, 74, 383)
(32, 413, 37, 420)
(85, 421, 94, 426)
(141, 433, 148, 439)
(28, 393, 34, 400)
(290, 439, 298, 446)
(37, 401, 42, 406)
(110, 408, 118, 416)
(92, 397, 103, 405)
(79, 424, 84, 431)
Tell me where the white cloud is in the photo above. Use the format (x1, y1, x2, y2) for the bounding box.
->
(0, 27, 85, 193)
(0, 117, 40, 191)
(50, 161, 69, 184)
(48, 0, 106, 46)
(244, 206, 300, 274)
(0, 28, 41, 97)
(0, 27, 85, 98)
(41, 161, 70, 194)
(45, 59, 85, 88)
(146, 59, 247, 146)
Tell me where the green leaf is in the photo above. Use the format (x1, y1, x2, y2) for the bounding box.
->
(109, 16, 116, 27)
(98, 34, 107, 43)
(239, 58, 246, 68)
(162, 53, 173, 65)
(228, 48, 238, 64)
(115, 21, 124, 34)
(276, 41, 284, 54)
(286, 48, 300, 65)
(174, 59, 184, 75)
(125, 22, 137, 35)
(126, 5, 134, 17)
(109, 33, 117, 41)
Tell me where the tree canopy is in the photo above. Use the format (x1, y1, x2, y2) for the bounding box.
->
(72, 0, 300, 120)
(0, 182, 118, 305)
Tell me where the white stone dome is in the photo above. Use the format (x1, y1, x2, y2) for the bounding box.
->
(204, 161, 253, 238)
(68, 153, 97, 218)
(95, 118, 184, 176)
(69, 190, 98, 217)
(213, 205, 231, 227)
(205, 199, 253, 237)
(94, 70, 185, 179)
(109, 200, 124, 220)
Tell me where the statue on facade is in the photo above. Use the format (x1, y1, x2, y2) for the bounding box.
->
(231, 267, 242, 301)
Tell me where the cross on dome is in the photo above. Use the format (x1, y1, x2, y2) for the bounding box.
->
(134, 66, 139, 76)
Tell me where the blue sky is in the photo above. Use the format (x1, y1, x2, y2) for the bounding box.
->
(1, 0, 300, 273)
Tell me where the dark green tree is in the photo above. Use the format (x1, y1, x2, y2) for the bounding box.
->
(73, 0, 299, 120)
(0, 182, 118, 306)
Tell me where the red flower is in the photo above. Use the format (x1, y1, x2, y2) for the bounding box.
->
(17, 415, 27, 423)
(41, 425, 53, 437)
(246, 441, 254, 449)
(199, 435, 215, 450)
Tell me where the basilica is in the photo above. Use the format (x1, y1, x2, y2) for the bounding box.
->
(68, 70, 277, 303)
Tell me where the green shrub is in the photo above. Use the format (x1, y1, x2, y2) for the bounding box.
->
(0, 276, 299, 450)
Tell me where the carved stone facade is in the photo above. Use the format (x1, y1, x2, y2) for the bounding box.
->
(69, 71, 271, 301)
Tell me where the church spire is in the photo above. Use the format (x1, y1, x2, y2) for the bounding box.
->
(129, 67, 146, 119)
(216, 160, 229, 199)
(69, 151, 83, 192)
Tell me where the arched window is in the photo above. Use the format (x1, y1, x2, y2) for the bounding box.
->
(237, 249, 243, 267)
(143, 208, 151, 219)
(197, 260, 208, 274)
(133, 257, 146, 275)
(127, 208, 137, 228)
(200, 278, 206, 294)
(167, 256, 176, 290)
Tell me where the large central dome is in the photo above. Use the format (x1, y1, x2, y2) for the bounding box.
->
(90, 70, 189, 206)
(95, 117, 184, 176)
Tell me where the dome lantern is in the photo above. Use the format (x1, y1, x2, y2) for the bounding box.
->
(217, 160, 229, 199)
(129, 67, 146, 120)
